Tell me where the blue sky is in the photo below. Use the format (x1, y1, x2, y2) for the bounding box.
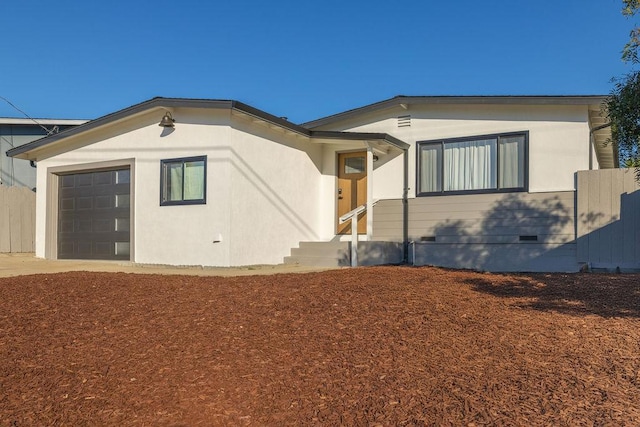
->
(0, 0, 635, 123)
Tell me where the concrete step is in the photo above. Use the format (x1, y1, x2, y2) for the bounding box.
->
(297, 241, 350, 250)
(284, 241, 350, 267)
(284, 241, 403, 267)
(283, 255, 350, 267)
(289, 245, 349, 258)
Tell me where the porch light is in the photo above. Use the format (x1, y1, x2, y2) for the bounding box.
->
(159, 111, 175, 127)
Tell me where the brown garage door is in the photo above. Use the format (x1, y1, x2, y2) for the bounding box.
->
(58, 168, 131, 260)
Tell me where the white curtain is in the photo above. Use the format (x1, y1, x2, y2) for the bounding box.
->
(420, 145, 442, 192)
(444, 139, 497, 191)
(499, 136, 524, 188)
(168, 163, 183, 201)
(183, 160, 205, 200)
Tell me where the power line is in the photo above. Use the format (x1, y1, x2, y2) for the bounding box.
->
(0, 95, 58, 135)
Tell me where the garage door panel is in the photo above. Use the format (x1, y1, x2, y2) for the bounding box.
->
(76, 174, 93, 186)
(61, 175, 75, 187)
(60, 198, 75, 211)
(93, 171, 112, 185)
(115, 218, 129, 232)
(59, 220, 74, 233)
(58, 168, 130, 260)
(115, 194, 130, 208)
(76, 197, 93, 210)
(77, 219, 92, 232)
(94, 195, 112, 209)
(94, 242, 112, 255)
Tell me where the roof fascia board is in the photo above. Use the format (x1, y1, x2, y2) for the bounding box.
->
(7, 97, 408, 159)
(231, 101, 311, 137)
(310, 130, 409, 150)
(6, 98, 245, 158)
(302, 95, 610, 129)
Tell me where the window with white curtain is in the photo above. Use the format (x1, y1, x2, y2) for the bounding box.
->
(418, 132, 526, 195)
(160, 156, 207, 205)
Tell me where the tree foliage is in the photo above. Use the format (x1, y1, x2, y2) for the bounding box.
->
(622, 0, 640, 62)
(607, 72, 640, 168)
(607, 1, 640, 178)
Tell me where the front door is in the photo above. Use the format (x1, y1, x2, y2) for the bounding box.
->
(337, 151, 367, 234)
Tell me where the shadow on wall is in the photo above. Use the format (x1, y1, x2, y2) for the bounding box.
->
(336, 242, 404, 267)
(462, 273, 640, 318)
(577, 189, 640, 271)
(414, 194, 576, 272)
(414, 187, 640, 272)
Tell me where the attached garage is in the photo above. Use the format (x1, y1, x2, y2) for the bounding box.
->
(57, 168, 131, 260)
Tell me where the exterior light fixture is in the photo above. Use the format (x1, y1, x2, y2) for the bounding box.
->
(159, 111, 175, 127)
(373, 154, 379, 162)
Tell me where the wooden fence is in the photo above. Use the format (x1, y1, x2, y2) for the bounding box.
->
(0, 186, 36, 253)
(577, 168, 640, 270)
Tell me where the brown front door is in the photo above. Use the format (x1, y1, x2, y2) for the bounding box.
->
(337, 151, 367, 234)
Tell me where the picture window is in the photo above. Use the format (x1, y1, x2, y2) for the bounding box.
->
(417, 132, 527, 196)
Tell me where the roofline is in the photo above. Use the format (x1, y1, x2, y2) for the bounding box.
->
(7, 97, 408, 159)
(302, 95, 610, 128)
(310, 130, 409, 150)
(0, 118, 87, 126)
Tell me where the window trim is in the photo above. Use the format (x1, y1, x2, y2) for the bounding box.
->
(160, 155, 207, 206)
(416, 131, 529, 197)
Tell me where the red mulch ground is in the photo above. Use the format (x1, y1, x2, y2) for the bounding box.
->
(1, 267, 640, 426)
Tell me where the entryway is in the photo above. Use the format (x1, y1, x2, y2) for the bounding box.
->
(337, 151, 367, 234)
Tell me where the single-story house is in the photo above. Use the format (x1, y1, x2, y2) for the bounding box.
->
(7, 95, 623, 272)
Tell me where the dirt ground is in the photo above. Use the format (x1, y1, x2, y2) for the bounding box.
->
(1, 267, 640, 426)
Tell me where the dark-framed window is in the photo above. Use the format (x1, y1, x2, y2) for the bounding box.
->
(417, 131, 528, 196)
(160, 155, 207, 206)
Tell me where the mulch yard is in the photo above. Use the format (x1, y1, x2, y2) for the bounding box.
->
(1, 266, 640, 426)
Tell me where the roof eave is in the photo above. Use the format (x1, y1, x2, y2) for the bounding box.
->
(302, 95, 611, 129)
(6, 97, 408, 160)
(311, 130, 409, 150)
(7, 97, 313, 159)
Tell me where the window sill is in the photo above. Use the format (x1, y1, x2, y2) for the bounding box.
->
(416, 187, 527, 197)
(160, 199, 206, 206)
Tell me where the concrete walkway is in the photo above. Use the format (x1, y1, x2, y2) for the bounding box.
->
(0, 253, 336, 278)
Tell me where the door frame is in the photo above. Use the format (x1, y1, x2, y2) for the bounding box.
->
(45, 159, 135, 261)
(335, 149, 374, 237)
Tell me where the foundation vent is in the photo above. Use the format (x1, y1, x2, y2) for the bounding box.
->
(397, 115, 411, 128)
(420, 236, 436, 242)
(519, 235, 538, 242)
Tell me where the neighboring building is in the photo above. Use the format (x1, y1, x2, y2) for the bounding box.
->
(7, 96, 623, 271)
(1, 118, 86, 189)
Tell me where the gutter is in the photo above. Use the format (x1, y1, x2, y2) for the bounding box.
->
(402, 146, 409, 263)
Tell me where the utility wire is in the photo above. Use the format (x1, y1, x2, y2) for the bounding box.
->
(0, 95, 57, 135)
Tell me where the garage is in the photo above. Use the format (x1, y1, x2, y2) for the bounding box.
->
(58, 168, 131, 260)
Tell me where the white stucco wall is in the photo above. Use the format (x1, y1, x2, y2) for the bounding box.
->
(315, 103, 593, 197)
(227, 116, 324, 265)
(34, 107, 326, 267)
